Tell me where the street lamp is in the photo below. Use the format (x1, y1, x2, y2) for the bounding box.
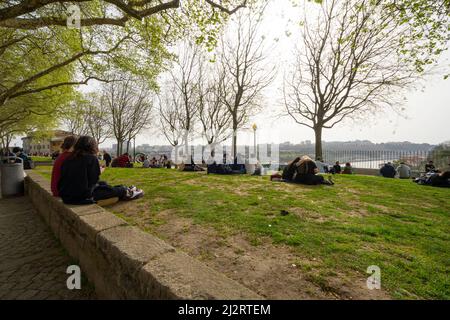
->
(133, 137, 136, 162)
(252, 123, 257, 160)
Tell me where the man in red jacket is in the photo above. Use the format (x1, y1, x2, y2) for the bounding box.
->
(51, 136, 77, 196)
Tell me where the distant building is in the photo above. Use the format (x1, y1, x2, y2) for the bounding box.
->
(22, 130, 73, 155)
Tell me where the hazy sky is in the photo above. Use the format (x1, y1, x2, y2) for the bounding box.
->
(146, 0, 449, 147)
(13, 0, 449, 148)
(236, 0, 450, 146)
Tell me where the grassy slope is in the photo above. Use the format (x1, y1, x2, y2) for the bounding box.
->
(34, 166, 450, 299)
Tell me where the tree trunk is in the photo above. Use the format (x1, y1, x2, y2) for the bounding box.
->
(116, 139, 121, 156)
(314, 126, 323, 160)
(232, 128, 237, 165)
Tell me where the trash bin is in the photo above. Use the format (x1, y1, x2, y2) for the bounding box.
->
(1, 157, 25, 197)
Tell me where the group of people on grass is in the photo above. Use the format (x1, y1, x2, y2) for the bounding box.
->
(379, 160, 450, 187)
(274, 156, 450, 188)
(50, 135, 144, 205)
(142, 155, 171, 169)
(413, 160, 450, 188)
(1, 147, 34, 169)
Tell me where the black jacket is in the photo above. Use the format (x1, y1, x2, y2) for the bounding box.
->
(58, 154, 100, 204)
(380, 164, 396, 178)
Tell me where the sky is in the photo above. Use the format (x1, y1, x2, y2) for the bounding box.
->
(234, 0, 450, 146)
(13, 0, 450, 148)
(141, 0, 450, 147)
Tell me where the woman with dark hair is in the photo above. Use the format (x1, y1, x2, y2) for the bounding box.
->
(51, 135, 77, 196)
(282, 157, 301, 181)
(294, 156, 334, 185)
(58, 136, 143, 205)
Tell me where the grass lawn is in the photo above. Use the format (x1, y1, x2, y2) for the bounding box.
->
(31, 156, 52, 162)
(34, 166, 450, 299)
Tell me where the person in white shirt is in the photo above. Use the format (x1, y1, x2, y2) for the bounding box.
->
(315, 157, 329, 173)
(397, 162, 411, 179)
(142, 156, 150, 168)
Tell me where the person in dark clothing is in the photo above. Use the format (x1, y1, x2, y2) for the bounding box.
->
(103, 151, 112, 167)
(332, 161, 342, 174)
(282, 157, 301, 181)
(58, 136, 143, 205)
(380, 162, 396, 178)
(425, 161, 436, 173)
(294, 156, 334, 185)
(51, 135, 77, 197)
(429, 171, 450, 188)
(12, 147, 33, 169)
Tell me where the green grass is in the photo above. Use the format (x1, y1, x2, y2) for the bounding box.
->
(34, 165, 450, 299)
(31, 156, 52, 162)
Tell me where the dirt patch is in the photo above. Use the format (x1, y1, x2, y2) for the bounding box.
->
(111, 202, 391, 300)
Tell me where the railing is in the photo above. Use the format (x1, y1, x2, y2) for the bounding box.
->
(279, 149, 449, 171)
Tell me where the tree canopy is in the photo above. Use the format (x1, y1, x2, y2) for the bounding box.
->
(0, 0, 249, 140)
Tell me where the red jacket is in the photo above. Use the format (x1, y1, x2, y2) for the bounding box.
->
(51, 151, 72, 196)
(116, 154, 131, 167)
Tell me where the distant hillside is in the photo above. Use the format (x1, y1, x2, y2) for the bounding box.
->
(279, 140, 435, 152)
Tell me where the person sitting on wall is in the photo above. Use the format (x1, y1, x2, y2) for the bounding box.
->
(332, 161, 342, 174)
(282, 157, 301, 181)
(397, 162, 411, 179)
(342, 162, 353, 174)
(58, 136, 143, 205)
(425, 160, 437, 173)
(115, 152, 133, 168)
(294, 156, 334, 185)
(380, 162, 396, 178)
(51, 135, 77, 197)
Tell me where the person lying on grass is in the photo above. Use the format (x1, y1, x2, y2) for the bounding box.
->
(414, 171, 450, 188)
(274, 156, 333, 185)
(281, 157, 301, 181)
(58, 135, 143, 205)
(294, 156, 334, 185)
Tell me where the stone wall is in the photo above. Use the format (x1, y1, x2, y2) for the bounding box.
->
(352, 168, 380, 176)
(24, 172, 260, 299)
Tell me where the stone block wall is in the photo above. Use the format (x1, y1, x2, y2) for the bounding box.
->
(24, 172, 260, 299)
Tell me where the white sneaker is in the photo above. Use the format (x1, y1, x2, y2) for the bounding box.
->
(130, 189, 144, 200)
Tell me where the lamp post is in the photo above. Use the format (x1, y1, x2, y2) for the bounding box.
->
(133, 137, 136, 162)
(252, 123, 257, 161)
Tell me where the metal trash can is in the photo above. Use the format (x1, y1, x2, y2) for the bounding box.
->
(1, 157, 25, 197)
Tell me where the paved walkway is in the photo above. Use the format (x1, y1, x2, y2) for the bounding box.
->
(0, 196, 95, 300)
